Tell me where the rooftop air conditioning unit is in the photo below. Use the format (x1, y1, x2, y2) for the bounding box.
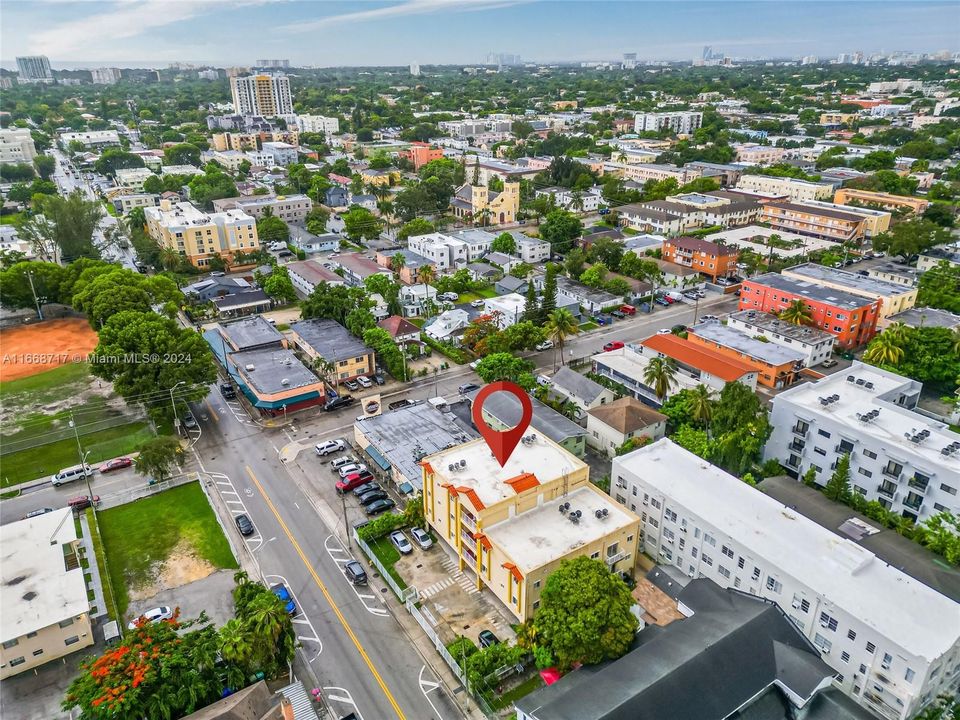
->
(280, 378, 289, 386)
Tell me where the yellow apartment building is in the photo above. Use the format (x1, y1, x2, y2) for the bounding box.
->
(736, 175, 835, 201)
(833, 188, 930, 215)
(144, 200, 260, 268)
(422, 433, 640, 622)
(1, 509, 94, 679)
(359, 169, 401, 187)
(781, 263, 918, 320)
(819, 113, 859, 125)
(761, 201, 866, 242)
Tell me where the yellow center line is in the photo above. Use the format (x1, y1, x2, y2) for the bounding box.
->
(205, 399, 220, 422)
(244, 465, 406, 720)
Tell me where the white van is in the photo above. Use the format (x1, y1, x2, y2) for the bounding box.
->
(52, 464, 94, 487)
(666, 291, 684, 302)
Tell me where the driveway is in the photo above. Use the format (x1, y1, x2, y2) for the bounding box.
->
(127, 569, 237, 630)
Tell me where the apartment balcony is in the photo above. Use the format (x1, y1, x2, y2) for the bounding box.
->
(876, 482, 898, 499)
(791, 424, 809, 438)
(862, 692, 904, 720)
(789, 440, 806, 452)
(902, 493, 923, 512)
(907, 476, 929, 493)
(460, 512, 477, 533)
(605, 551, 629, 567)
(881, 467, 902, 482)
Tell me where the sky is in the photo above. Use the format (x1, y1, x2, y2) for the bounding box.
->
(1, 0, 957, 69)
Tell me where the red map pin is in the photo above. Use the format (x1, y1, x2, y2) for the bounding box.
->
(471, 380, 533, 467)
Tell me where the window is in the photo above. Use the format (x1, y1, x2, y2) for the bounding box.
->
(752, 567, 761, 580)
(2, 639, 17, 649)
(884, 461, 903, 477)
(25, 632, 37, 639)
(9, 657, 25, 667)
(818, 429, 831, 438)
(847, 629, 857, 641)
(32, 649, 44, 656)
(766, 577, 782, 593)
(590, 551, 600, 559)
(704, 534, 716, 547)
(650, 498, 662, 509)
(819, 612, 838, 631)
(702, 554, 713, 566)
(941, 484, 958, 496)
(650, 518, 659, 528)
(738, 557, 745, 569)
(533, 580, 541, 589)
(64, 636, 80, 646)
(814, 446, 826, 456)
(631, 486, 637, 496)
(718, 565, 730, 578)
(866, 641, 876, 653)
(882, 653, 892, 669)
(862, 449, 877, 460)
(694, 528, 701, 539)
(606, 543, 620, 557)
(665, 509, 677, 522)
(58, 618, 74, 629)
(691, 547, 698, 558)
(813, 634, 832, 653)
(800, 599, 810, 613)
(532, 600, 540, 610)
(678, 538, 685, 551)
(905, 668, 915, 683)
(841, 651, 850, 663)
(721, 545, 734, 559)
(858, 468, 872, 478)
(734, 577, 741, 588)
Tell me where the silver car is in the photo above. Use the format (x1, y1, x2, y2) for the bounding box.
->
(411, 527, 433, 550)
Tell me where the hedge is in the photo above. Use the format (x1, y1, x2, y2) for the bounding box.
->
(421, 333, 472, 365)
(357, 512, 404, 542)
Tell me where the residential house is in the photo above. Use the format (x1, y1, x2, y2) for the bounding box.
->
(726, 310, 836, 367)
(638, 333, 759, 392)
(616, 438, 959, 720)
(113, 193, 159, 215)
(399, 284, 439, 317)
(183, 276, 255, 302)
(422, 434, 638, 621)
(661, 236, 739, 281)
(336, 252, 391, 286)
(212, 290, 272, 318)
(325, 187, 350, 208)
(482, 293, 528, 328)
(781, 263, 918, 320)
(734, 142, 787, 164)
(217, 315, 286, 353)
(287, 226, 339, 254)
(485, 251, 519, 274)
(260, 141, 299, 167)
(495, 274, 534, 296)
(377, 315, 421, 346)
(879, 307, 960, 331)
(289, 318, 375, 384)
(739, 273, 881, 348)
(586, 397, 667, 457)
(866, 262, 921, 288)
(549, 366, 616, 415)
(359, 168, 400, 186)
(115, 167, 155, 192)
(466, 262, 500, 282)
(687, 320, 804, 388)
(555, 277, 622, 313)
(917, 247, 960, 272)
(534, 186, 603, 213)
(800, 199, 891, 238)
(375, 248, 434, 285)
(286, 260, 345, 296)
(512, 234, 551, 264)
(424, 309, 470, 344)
(592, 346, 711, 407)
(1, 510, 94, 679)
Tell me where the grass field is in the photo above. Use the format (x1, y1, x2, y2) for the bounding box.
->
(579, 321, 599, 331)
(367, 535, 408, 592)
(0, 361, 91, 406)
(85, 508, 118, 620)
(0, 212, 25, 226)
(456, 287, 498, 304)
(98, 482, 238, 618)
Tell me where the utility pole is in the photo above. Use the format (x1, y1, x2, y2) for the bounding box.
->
(170, 381, 185, 434)
(341, 491, 351, 548)
(26, 270, 43, 320)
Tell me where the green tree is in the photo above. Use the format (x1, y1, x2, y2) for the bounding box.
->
(305, 207, 331, 235)
(863, 330, 906, 366)
(16, 190, 104, 262)
(917, 260, 960, 313)
(256, 214, 289, 244)
(688, 384, 715, 434)
(534, 557, 637, 671)
(823, 453, 852, 503)
(258, 266, 296, 303)
(872, 219, 951, 260)
(474, 352, 535, 389)
(491, 231, 517, 254)
(642, 356, 678, 401)
(188, 169, 238, 210)
(397, 217, 434, 242)
(778, 298, 813, 325)
(134, 435, 185, 482)
(0, 261, 68, 308)
(301, 283, 368, 325)
(33, 154, 55, 180)
(539, 209, 583, 254)
(342, 206, 382, 242)
(522, 280, 539, 322)
(539, 263, 558, 322)
(91, 311, 216, 422)
(545, 308, 579, 366)
(863, 325, 960, 393)
(0, 162, 35, 182)
(923, 203, 956, 229)
(910, 695, 959, 720)
(163, 142, 201, 167)
(563, 247, 587, 278)
(94, 148, 145, 176)
(362, 327, 408, 381)
(672, 424, 712, 459)
(142, 174, 164, 194)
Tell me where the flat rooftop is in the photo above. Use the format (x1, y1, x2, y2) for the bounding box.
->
(707, 225, 834, 257)
(689, 321, 805, 366)
(220, 315, 284, 350)
(423, 433, 587, 510)
(289, 318, 372, 363)
(464, 388, 587, 444)
(356, 402, 478, 491)
(616, 439, 959, 660)
(745, 273, 875, 311)
(593, 347, 702, 394)
(485, 485, 636, 573)
(886, 307, 960, 329)
(758, 476, 960, 604)
(286, 260, 342, 285)
(784, 263, 915, 298)
(232, 347, 319, 394)
(1, 509, 89, 640)
(728, 310, 835, 345)
(775, 361, 960, 469)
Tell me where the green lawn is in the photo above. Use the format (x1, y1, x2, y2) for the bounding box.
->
(98, 482, 238, 618)
(85, 508, 118, 621)
(489, 675, 544, 711)
(0, 362, 91, 406)
(579, 321, 599, 331)
(367, 535, 408, 592)
(1, 420, 153, 487)
(0, 212, 25, 226)
(457, 287, 498, 303)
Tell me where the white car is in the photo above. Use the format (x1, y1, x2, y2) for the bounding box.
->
(536, 374, 553, 387)
(469, 360, 481, 370)
(390, 530, 413, 555)
(339, 463, 368, 478)
(316, 439, 346, 456)
(128, 606, 173, 630)
(656, 328, 671, 335)
(330, 454, 355, 469)
(410, 527, 433, 550)
(701, 314, 719, 322)
(470, 299, 485, 308)
(356, 376, 373, 389)
(535, 340, 554, 351)
(440, 292, 459, 302)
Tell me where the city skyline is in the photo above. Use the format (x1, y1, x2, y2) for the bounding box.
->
(1, 1, 958, 69)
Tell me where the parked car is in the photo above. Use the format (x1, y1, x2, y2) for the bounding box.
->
(410, 527, 433, 550)
(610, 310, 625, 319)
(619, 304, 636, 316)
(316, 439, 346, 456)
(535, 339, 554, 351)
(389, 530, 413, 555)
(603, 341, 624, 352)
(656, 328, 671, 335)
(469, 359, 481, 370)
(344, 560, 367, 585)
(372, 374, 385, 386)
(358, 489, 389, 506)
(337, 471, 375, 493)
(220, 382, 236, 399)
(470, 299, 485, 308)
(365, 498, 396, 516)
(270, 584, 297, 615)
(67, 495, 99, 511)
(821, 358, 838, 368)
(357, 376, 373, 389)
(235, 513, 255, 536)
(388, 399, 414, 411)
(100, 457, 132, 473)
(458, 383, 480, 395)
(478, 630, 500, 649)
(591, 314, 609, 325)
(23, 507, 55, 519)
(536, 374, 552, 386)
(324, 396, 355, 412)
(330, 454, 356, 470)
(439, 292, 459, 302)
(339, 463, 368, 478)
(700, 314, 719, 322)
(182, 411, 197, 429)
(127, 606, 173, 630)
(343, 379, 360, 391)
(654, 297, 670, 306)
(352, 481, 381, 498)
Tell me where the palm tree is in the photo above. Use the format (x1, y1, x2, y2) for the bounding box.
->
(418, 264, 436, 319)
(643, 356, 678, 402)
(689, 384, 714, 433)
(390, 252, 406, 275)
(545, 308, 579, 367)
(159, 247, 181, 271)
(778, 299, 813, 326)
(952, 328, 960, 355)
(218, 618, 253, 667)
(570, 191, 585, 213)
(863, 331, 905, 366)
(884, 321, 909, 345)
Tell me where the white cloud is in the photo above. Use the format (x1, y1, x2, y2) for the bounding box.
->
(282, 0, 532, 34)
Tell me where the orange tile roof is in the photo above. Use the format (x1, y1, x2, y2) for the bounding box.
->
(441, 483, 487, 511)
(641, 333, 754, 383)
(475, 533, 492, 550)
(502, 562, 524, 583)
(504, 473, 540, 494)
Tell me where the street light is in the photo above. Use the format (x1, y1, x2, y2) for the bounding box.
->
(170, 381, 186, 434)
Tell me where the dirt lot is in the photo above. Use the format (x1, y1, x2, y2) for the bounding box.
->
(0, 318, 98, 382)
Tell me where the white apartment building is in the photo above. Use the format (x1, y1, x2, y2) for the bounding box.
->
(1, 509, 95, 679)
(15, 55, 52, 83)
(726, 309, 835, 367)
(115, 167, 155, 192)
(735, 175, 835, 201)
(534, 186, 602, 212)
(59, 131, 120, 149)
(514, 235, 551, 264)
(614, 438, 960, 720)
(245, 150, 275, 167)
(0, 128, 37, 164)
(483, 293, 526, 327)
(291, 114, 340, 135)
(407, 229, 494, 270)
(230, 74, 293, 116)
(260, 141, 298, 167)
(766, 362, 960, 524)
(90, 67, 121, 85)
(634, 111, 703, 135)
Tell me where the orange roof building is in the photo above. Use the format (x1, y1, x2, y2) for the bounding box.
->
(639, 333, 759, 391)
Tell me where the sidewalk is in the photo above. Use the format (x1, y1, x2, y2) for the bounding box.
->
(78, 512, 108, 620)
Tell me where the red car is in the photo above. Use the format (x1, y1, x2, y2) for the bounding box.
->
(100, 457, 133, 473)
(603, 341, 625, 352)
(336, 471, 375, 494)
(619, 304, 636, 316)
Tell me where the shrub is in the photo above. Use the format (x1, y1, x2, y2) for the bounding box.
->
(357, 512, 404, 541)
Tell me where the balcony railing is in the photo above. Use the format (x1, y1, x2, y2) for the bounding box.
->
(792, 424, 808, 437)
(789, 440, 806, 452)
(881, 467, 902, 481)
(907, 476, 929, 492)
(460, 512, 477, 533)
(876, 483, 898, 499)
(606, 551, 629, 566)
(903, 494, 923, 511)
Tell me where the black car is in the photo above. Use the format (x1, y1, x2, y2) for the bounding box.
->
(365, 498, 396, 516)
(352, 481, 380, 498)
(372, 374, 385, 386)
(478, 630, 500, 648)
(324, 395, 355, 412)
(345, 560, 367, 585)
(220, 383, 236, 399)
(388, 399, 414, 411)
(235, 513, 255, 536)
(610, 310, 625, 319)
(358, 489, 389, 506)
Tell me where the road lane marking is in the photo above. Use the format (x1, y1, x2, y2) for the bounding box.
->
(245, 466, 406, 720)
(419, 666, 445, 720)
(204, 399, 220, 422)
